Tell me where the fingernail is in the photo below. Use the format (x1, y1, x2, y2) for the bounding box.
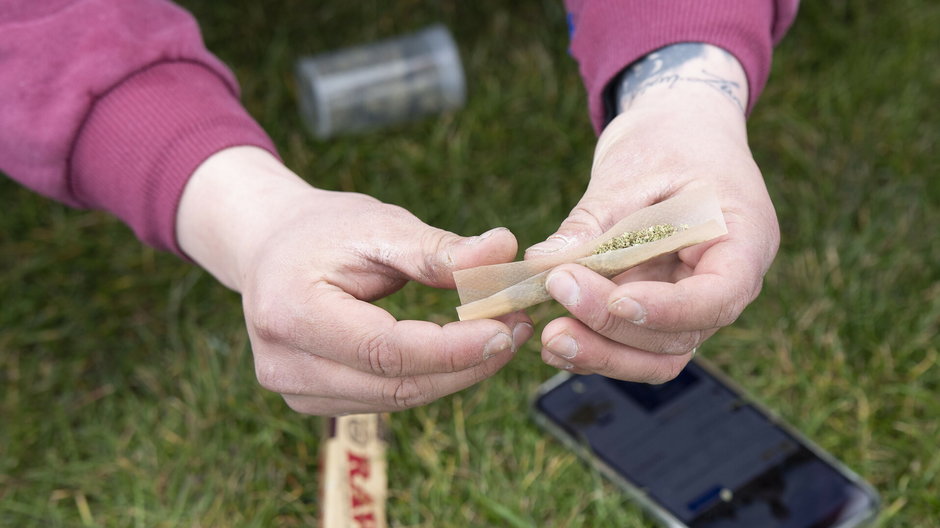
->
(609, 296, 646, 324)
(466, 227, 507, 246)
(545, 271, 580, 306)
(512, 323, 533, 352)
(544, 352, 575, 370)
(483, 332, 512, 360)
(546, 334, 579, 360)
(527, 234, 572, 254)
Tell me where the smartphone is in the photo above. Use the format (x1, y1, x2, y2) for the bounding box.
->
(531, 359, 880, 528)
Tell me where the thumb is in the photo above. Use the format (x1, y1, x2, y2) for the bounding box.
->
(397, 226, 518, 289)
(524, 206, 607, 260)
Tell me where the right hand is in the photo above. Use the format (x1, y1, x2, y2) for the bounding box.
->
(177, 146, 533, 416)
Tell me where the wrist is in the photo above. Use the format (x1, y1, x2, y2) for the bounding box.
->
(592, 46, 756, 187)
(607, 43, 749, 128)
(176, 146, 316, 291)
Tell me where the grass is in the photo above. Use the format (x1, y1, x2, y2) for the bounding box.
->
(1, 0, 938, 526)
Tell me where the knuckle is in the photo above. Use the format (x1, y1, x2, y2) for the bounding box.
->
(382, 202, 413, 220)
(254, 356, 290, 394)
(595, 307, 625, 337)
(597, 355, 615, 377)
(565, 205, 608, 238)
(283, 395, 331, 416)
(662, 331, 703, 355)
(418, 230, 455, 282)
(250, 305, 292, 344)
(660, 359, 687, 382)
(714, 286, 749, 328)
(359, 331, 403, 377)
(283, 397, 315, 415)
(750, 277, 765, 301)
(643, 358, 687, 384)
(388, 377, 433, 410)
(422, 252, 450, 284)
(443, 345, 461, 373)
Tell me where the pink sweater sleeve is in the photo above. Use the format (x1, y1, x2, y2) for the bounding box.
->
(564, 0, 800, 133)
(0, 0, 277, 255)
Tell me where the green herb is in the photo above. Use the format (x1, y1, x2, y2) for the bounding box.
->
(593, 224, 686, 255)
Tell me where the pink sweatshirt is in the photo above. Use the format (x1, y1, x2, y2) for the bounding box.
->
(0, 0, 798, 257)
(565, 0, 799, 131)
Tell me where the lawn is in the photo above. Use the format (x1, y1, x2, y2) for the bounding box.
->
(1, 1, 938, 526)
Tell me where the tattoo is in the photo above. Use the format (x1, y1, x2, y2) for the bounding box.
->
(615, 43, 745, 112)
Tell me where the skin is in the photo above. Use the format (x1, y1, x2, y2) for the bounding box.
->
(176, 146, 533, 416)
(527, 43, 780, 382)
(175, 42, 778, 415)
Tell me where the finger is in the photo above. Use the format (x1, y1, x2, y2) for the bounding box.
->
(539, 348, 591, 375)
(539, 317, 695, 383)
(375, 219, 518, 288)
(524, 183, 672, 260)
(524, 205, 606, 259)
(249, 280, 522, 377)
(256, 339, 516, 414)
(608, 233, 769, 333)
(494, 310, 535, 351)
(610, 253, 688, 285)
(544, 263, 706, 355)
(280, 394, 382, 417)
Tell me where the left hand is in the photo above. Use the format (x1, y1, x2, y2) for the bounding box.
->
(525, 46, 779, 382)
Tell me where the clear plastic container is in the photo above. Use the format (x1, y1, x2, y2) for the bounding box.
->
(295, 24, 466, 139)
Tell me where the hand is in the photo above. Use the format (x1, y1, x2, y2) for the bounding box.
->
(177, 146, 532, 415)
(526, 44, 779, 383)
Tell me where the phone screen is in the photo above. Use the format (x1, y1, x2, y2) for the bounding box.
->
(534, 362, 877, 527)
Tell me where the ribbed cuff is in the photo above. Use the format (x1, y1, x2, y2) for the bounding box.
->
(70, 61, 278, 257)
(567, 0, 776, 133)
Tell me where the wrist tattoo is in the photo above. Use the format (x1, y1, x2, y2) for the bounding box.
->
(615, 43, 745, 113)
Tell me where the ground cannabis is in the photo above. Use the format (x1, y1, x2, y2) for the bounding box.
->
(593, 224, 686, 254)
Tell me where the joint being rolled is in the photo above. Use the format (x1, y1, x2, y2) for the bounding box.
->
(453, 186, 727, 321)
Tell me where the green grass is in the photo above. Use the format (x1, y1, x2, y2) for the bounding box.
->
(2, 0, 938, 526)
